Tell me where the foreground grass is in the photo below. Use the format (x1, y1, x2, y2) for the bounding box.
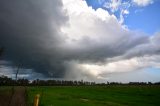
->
(27, 85, 160, 106)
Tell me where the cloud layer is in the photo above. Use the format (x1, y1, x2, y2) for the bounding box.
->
(0, 0, 159, 81)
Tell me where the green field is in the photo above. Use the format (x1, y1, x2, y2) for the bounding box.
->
(27, 85, 160, 106)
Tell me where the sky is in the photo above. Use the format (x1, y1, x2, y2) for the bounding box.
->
(0, 0, 160, 82)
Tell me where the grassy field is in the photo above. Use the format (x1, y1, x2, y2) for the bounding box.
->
(27, 85, 160, 106)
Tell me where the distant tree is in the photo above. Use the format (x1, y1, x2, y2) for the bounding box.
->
(148, 82, 152, 85)
(0, 75, 14, 86)
(17, 78, 29, 86)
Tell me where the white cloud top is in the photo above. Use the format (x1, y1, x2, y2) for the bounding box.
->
(62, 0, 160, 81)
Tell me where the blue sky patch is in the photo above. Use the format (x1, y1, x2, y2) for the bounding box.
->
(86, 0, 160, 34)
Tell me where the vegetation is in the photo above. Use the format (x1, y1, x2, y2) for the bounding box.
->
(1, 75, 160, 86)
(27, 86, 160, 106)
(1, 76, 160, 106)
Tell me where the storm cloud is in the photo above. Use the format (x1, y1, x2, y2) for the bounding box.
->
(0, 0, 68, 77)
(0, 0, 160, 81)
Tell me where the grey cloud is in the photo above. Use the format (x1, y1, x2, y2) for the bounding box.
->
(61, 31, 149, 64)
(0, 0, 68, 78)
(112, 32, 160, 61)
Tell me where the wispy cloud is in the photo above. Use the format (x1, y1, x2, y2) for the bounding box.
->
(132, 0, 153, 7)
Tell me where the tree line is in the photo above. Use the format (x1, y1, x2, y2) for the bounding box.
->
(0, 75, 160, 86)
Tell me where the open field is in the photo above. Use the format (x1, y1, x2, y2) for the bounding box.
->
(27, 85, 160, 106)
(1, 86, 160, 106)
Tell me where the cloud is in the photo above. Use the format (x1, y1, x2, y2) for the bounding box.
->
(62, 0, 148, 63)
(0, 60, 44, 79)
(104, 69, 160, 83)
(102, 0, 153, 24)
(102, 0, 130, 24)
(0, 0, 159, 82)
(103, 0, 122, 12)
(132, 0, 153, 6)
(77, 54, 160, 79)
(61, 0, 160, 81)
(0, 0, 68, 78)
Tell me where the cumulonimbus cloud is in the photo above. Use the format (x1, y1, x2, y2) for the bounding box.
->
(0, 0, 159, 81)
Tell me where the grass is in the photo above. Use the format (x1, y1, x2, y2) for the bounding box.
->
(0, 86, 12, 93)
(27, 85, 160, 106)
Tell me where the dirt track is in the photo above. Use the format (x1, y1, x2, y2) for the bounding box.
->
(0, 86, 26, 106)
